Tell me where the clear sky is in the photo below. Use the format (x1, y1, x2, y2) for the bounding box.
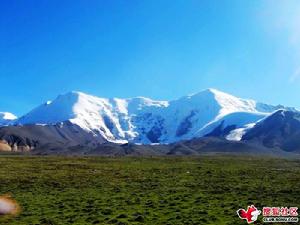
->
(1, 0, 300, 116)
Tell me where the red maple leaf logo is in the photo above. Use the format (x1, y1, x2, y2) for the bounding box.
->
(237, 205, 261, 224)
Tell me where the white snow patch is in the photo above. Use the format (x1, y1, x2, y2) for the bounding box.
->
(226, 123, 256, 141)
(0, 112, 17, 126)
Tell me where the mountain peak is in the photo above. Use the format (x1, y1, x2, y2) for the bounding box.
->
(0, 112, 17, 126)
(204, 88, 221, 94)
(184, 88, 258, 117)
(56, 91, 87, 99)
(0, 112, 17, 120)
(203, 88, 239, 98)
(188, 88, 237, 100)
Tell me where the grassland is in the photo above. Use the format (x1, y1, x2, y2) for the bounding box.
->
(0, 155, 299, 225)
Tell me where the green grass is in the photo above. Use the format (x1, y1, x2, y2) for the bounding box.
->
(0, 155, 299, 225)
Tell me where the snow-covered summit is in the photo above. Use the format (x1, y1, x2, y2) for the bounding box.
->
(12, 89, 292, 144)
(15, 91, 168, 143)
(0, 112, 17, 126)
(182, 88, 258, 116)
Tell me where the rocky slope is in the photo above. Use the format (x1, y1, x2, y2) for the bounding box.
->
(242, 110, 300, 153)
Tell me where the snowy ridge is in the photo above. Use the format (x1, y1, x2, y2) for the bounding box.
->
(196, 111, 268, 137)
(16, 91, 168, 143)
(10, 89, 295, 144)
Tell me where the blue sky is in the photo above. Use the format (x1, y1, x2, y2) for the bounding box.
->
(1, 0, 300, 116)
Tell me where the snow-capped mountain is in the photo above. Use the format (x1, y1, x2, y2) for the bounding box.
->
(0, 112, 17, 126)
(12, 88, 294, 144)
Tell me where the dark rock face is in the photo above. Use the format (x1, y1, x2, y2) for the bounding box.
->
(146, 126, 162, 143)
(242, 110, 300, 152)
(176, 111, 196, 137)
(103, 115, 115, 131)
(145, 116, 165, 143)
(205, 121, 236, 138)
(133, 113, 165, 143)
